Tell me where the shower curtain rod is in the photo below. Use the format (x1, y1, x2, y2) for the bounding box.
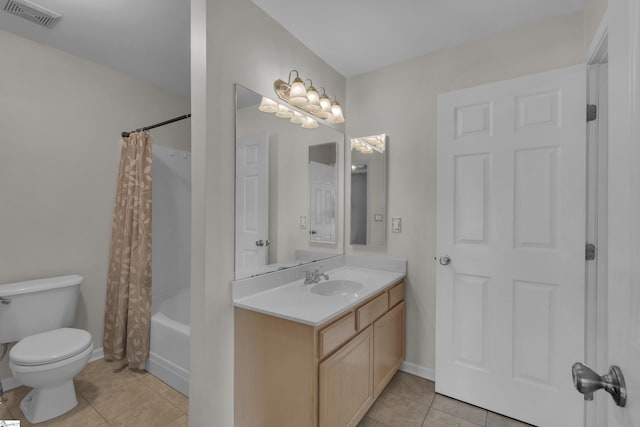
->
(121, 113, 191, 138)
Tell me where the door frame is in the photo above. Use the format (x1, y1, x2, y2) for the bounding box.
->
(585, 15, 609, 427)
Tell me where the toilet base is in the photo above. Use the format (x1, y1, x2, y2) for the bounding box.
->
(20, 380, 78, 424)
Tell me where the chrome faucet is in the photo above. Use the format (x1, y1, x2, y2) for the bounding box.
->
(304, 268, 329, 285)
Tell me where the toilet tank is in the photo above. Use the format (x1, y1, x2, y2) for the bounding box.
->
(0, 275, 82, 344)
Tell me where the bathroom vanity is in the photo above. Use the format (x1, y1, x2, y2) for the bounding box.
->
(233, 265, 405, 427)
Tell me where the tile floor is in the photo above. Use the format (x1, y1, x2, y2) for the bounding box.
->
(0, 359, 188, 427)
(358, 371, 535, 427)
(0, 362, 532, 427)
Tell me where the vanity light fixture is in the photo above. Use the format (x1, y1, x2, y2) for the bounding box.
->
(274, 70, 345, 124)
(327, 98, 345, 124)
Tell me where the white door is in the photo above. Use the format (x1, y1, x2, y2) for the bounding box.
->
(606, 0, 640, 425)
(436, 65, 586, 427)
(235, 132, 269, 276)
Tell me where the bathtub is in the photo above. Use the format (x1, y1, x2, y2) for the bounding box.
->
(146, 288, 190, 396)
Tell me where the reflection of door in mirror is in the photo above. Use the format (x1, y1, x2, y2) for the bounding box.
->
(350, 164, 368, 244)
(350, 134, 387, 247)
(235, 132, 269, 274)
(309, 143, 337, 243)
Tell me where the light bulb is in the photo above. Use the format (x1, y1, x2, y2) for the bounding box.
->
(305, 86, 321, 113)
(317, 94, 332, 119)
(258, 97, 278, 113)
(289, 77, 308, 106)
(327, 101, 345, 124)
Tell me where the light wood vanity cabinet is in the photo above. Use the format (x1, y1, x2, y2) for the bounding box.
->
(235, 280, 405, 427)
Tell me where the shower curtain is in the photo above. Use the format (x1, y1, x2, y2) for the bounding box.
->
(103, 131, 152, 370)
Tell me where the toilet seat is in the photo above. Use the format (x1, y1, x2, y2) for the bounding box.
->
(10, 328, 92, 366)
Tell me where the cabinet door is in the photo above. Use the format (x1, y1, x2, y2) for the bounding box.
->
(373, 301, 405, 397)
(319, 326, 374, 427)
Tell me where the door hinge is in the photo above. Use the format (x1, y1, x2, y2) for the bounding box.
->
(587, 104, 597, 122)
(586, 243, 596, 261)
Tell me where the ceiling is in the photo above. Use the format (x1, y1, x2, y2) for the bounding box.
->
(253, 0, 586, 77)
(0, 0, 190, 97)
(0, 0, 585, 97)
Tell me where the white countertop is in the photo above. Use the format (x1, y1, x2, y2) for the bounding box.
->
(233, 265, 405, 327)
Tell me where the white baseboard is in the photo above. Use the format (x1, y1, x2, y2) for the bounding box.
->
(400, 361, 435, 382)
(90, 347, 104, 362)
(1, 347, 105, 392)
(0, 376, 21, 393)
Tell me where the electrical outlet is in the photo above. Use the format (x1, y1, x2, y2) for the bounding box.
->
(300, 216, 307, 229)
(391, 217, 402, 233)
(374, 213, 383, 222)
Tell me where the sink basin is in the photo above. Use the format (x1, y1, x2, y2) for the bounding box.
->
(310, 280, 364, 296)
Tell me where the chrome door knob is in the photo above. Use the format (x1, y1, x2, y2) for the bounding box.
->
(572, 362, 627, 407)
(439, 256, 451, 266)
(255, 240, 264, 247)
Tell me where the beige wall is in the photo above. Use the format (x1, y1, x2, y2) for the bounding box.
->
(0, 29, 189, 380)
(585, 0, 608, 50)
(190, 0, 345, 424)
(345, 12, 584, 375)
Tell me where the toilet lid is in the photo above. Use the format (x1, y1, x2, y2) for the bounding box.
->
(10, 328, 92, 366)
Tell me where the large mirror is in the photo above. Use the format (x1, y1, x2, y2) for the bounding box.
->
(235, 84, 344, 279)
(350, 134, 387, 247)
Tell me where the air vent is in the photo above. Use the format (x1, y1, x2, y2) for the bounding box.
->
(3, 0, 61, 28)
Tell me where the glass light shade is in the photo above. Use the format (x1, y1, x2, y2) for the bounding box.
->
(305, 86, 322, 113)
(301, 116, 318, 129)
(290, 111, 305, 124)
(275, 104, 293, 119)
(327, 101, 345, 124)
(317, 94, 332, 119)
(360, 145, 373, 154)
(289, 77, 308, 106)
(258, 97, 278, 113)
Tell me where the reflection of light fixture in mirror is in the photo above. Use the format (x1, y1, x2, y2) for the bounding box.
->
(290, 111, 305, 124)
(274, 70, 345, 124)
(256, 95, 320, 129)
(258, 96, 278, 113)
(351, 134, 386, 153)
(275, 104, 293, 119)
(301, 116, 318, 129)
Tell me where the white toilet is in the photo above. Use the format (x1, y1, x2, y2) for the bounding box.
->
(0, 275, 93, 424)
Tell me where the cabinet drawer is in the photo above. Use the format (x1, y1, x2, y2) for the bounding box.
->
(388, 281, 404, 307)
(357, 293, 388, 330)
(320, 312, 357, 359)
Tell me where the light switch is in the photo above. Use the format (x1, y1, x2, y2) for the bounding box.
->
(391, 217, 402, 233)
(374, 213, 383, 222)
(300, 216, 307, 229)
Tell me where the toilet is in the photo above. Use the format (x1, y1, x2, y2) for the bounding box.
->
(0, 275, 93, 424)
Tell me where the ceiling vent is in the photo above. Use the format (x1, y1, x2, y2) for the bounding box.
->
(3, 0, 61, 28)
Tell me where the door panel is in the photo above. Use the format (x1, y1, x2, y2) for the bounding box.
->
(436, 65, 586, 427)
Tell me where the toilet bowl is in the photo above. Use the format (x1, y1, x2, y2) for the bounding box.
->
(0, 275, 92, 423)
(9, 328, 93, 424)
